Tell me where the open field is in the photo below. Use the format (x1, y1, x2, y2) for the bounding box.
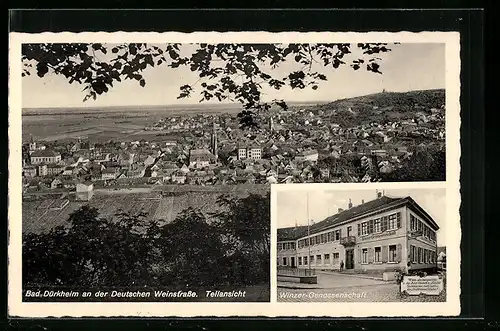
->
(23, 185, 269, 234)
(21, 103, 244, 142)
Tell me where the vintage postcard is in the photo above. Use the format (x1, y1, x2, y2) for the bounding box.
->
(8, 31, 460, 317)
(274, 184, 451, 304)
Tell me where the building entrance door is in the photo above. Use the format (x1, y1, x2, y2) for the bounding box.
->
(345, 249, 354, 269)
(290, 257, 296, 268)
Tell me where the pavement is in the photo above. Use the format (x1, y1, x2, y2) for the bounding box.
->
(278, 271, 392, 290)
(277, 272, 446, 302)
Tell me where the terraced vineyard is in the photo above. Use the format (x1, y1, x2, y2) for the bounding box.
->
(23, 186, 269, 234)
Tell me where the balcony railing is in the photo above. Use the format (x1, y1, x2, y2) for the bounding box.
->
(340, 236, 356, 246)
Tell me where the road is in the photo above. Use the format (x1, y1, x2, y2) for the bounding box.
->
(277, 272, 446, 302)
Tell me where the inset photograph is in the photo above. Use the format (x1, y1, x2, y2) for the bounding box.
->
(276, 185, 446, 302)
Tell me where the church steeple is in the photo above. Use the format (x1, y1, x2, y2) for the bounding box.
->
(29, 135, 36, 152)
(211, 122, 218, 162)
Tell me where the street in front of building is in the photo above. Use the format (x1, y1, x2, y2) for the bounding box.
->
(278, 271, 446, 302)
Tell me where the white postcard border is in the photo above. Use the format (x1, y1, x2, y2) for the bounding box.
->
(9, 31, 461, 317)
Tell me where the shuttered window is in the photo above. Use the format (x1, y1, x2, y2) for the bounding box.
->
(381, 217, 388, 232)
(368, 247, 374, 263)
(374, 247, 381, 262)
(362, 248, 368, 263)
(382, 245, 388, 263)
(389, 245, 397, 262)
(324, 254, 330, 265)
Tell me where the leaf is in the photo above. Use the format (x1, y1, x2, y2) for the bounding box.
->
(139, 79, 146, 87)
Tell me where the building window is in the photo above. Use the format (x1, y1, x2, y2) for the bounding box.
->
(368, 220, 374, 234)
(362, 248, 368, 263)
(321, 233, 326, 244)
(335, 230, 340, 241)
(362, 223, 368, 235)
(389, 245, 397, 262)
(282, 257, 287, 266)
(374, 247, 381, 262)
(277, 243, 282, 250)
(277, 258, 280, 266)
(291, 242, 296, 250)
(328, 232, 333, 242)
(310, 255, 314, 265)
(411, 245, 416, 263)
(418, 247, 423, 263)
(324, 254, 330, 265)
(298, 257, 302, 266)
(316, 255, 322, 265)
(374, 219, 381, 233)
(333, 252, 339, 262)
(388, 214, 398, 230)
(303, 256, 308, 265)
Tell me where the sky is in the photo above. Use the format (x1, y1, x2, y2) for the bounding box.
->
(22, 43, 445, 108)
(276, 188, 447, 245)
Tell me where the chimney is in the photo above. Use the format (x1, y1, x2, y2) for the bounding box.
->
(361, 199, 365, 204)
(377, 191, 382, 198)
(348, 198, 353, 209)
(338, 208, 343, 213)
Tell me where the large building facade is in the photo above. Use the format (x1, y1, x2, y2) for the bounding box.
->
(277, 194, 439, 273)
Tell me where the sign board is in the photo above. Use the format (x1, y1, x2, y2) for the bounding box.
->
(359, 230, 396, 241)
(400, 275, 444, 296)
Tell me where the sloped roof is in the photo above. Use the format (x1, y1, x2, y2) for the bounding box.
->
(277, 196, 419, 240)
(31, 149, 60, 157)
(309, 196, 403, 235)
(277, 225, 309, 241)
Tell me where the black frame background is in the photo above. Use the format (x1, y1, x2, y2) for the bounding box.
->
(5, 7, 489, 331)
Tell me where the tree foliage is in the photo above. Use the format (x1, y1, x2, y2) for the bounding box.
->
(22, 43, 392, 128)
(381, 150, 446, 182)
(23, 194, 271, 290)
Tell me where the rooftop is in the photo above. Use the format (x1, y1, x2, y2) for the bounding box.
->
(31, 149, 60, 158)
(190, 149, 212, 156)
(278, 195, 439, 240)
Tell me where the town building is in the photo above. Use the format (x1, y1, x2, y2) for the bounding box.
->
(28, 136, 46, 154)
(37, 164, 48, 177)
(295, 149, 319, 162)
(76, 181, 94, 201)
(47, 164, 64, 176)
(30, 150, 62, 165)
(23, 166, 37, 178)
(277, 193, 439, 274)
(237, 146, 262, 160)
(189, 149, 215, 168)
(101, 167, 121, 180)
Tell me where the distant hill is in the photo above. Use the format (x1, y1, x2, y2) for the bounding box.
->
(308, 89, 445, 127)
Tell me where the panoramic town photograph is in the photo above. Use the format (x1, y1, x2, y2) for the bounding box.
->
(20, 42, 445, 302)
(275, 186, 447, 302)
